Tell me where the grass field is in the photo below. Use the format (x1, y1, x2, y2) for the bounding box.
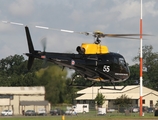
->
(0, 116, 158, 120)
(0, 112, 158, 120)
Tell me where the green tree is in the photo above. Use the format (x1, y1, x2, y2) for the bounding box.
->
(0, 54, 43, 86)
(132, 45, 158, 90)
(155, 100, 158, 108)
(64, 78, 77, 104)
(36, 65, 68, 105)
(95, 93, 105, 107)
(114, 94, 132, 113)
(128, 64, 140, 84)
(0, 54, 76, 105)
(0, 54, 27, 86)
(114, 94, 132, 107)
(0, 54, 26, 74)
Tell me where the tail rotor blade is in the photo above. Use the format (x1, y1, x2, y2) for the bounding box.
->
(41, 37, 47, 68)
(41, 37, 47, 52)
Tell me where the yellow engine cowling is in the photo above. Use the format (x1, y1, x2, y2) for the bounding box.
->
(77, 43, 109, 54)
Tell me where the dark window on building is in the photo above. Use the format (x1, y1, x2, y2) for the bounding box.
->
(0, 95, 13, 100)
(89, 100, 93, 104)
(143, 99, 145, 104)
(150, 100, 153, 107)
(83, 100, 86, 104)
(136, 99, 138, 104)
(77, 100, 80, 104)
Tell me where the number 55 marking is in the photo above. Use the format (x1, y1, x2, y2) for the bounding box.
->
(103, 65, 110, 72)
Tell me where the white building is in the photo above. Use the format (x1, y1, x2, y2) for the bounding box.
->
(0, 86, 50, 115)
(75, 85, 158, 109)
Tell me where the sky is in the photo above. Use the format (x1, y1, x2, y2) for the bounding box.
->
(0, 0, 158, 66)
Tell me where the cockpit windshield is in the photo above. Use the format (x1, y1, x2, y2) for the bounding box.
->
(119, 57, 130, 74)
(115, 56, 128, 72)
(119, 57, 126, 66)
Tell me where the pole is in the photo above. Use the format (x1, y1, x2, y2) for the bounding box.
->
(139, 0, 143, 116)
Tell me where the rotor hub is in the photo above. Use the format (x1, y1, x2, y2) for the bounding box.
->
(93, 31, 104, 38)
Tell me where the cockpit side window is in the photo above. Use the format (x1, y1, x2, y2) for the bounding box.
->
(119, 57, 126, 66)
(114, 58, 118, 64)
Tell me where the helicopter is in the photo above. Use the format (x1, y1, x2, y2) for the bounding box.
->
(23, 25, 144, 89)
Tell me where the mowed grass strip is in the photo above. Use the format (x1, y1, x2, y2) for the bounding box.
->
(0, 115, 158, 120)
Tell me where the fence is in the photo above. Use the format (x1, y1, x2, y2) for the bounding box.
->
(49, 104, 156, 117)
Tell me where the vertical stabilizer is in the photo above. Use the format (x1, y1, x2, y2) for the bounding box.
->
(25, 26, 35, 70)
(25, 26, 34, 54)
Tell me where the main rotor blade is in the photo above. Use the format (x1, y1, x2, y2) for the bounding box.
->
(35, 25, 91, 36)
(2, 21, 24, 26)
(2, 21, 149, 39)
(35, 25, 149, 39)
(101, 34, 149, 39)
(102, 33, 147, 38)
(92, 31, 148, 39)
(36, 25, 74, 33)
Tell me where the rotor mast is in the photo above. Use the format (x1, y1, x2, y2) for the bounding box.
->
(93, 31, 103, 44)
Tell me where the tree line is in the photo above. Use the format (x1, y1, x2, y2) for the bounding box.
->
(0, 45, 158, 105)
(124, 45, 158, 91)
(0, 54, 77, 105)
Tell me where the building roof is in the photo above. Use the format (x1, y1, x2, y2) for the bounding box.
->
(76, 85, 158, 100)
(0, 86, 45, 95)
(77, 85, 139, 94)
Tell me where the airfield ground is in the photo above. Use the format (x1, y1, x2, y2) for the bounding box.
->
(0, 112, 158, 120)
(0, 116, 158, 120)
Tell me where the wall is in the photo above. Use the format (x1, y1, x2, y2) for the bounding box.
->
(0, 94, 46, 115)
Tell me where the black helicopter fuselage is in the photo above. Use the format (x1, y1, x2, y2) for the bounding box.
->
(25, 26, 130, 84)
(48, 52, 130, 82)
(26, 51, 130, 83)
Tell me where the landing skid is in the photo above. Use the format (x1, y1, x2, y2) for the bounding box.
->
(100, 85, 126, 90)
(100, 80, 126, 90)
(69, 73, 126, 90)
(69, 73, 96, 87)
(69, 82, 96, 87)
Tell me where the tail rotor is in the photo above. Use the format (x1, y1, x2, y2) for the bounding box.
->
(41, 37, 47, 67)
(41, 37, 47, 53)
